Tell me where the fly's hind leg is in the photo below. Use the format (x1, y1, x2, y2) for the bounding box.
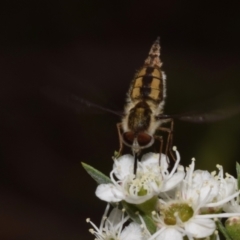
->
(116, 123, 124, 157)
(155, 119, 175, 162)
(154, 135, 163, 165)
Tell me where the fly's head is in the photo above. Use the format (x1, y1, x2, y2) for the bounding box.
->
(122, 131, 154, 154)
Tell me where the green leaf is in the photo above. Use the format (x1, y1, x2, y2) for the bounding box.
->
(216, 219, 232, 240)
(121, 201, 156, 234)
(81, 162, 112, 185)
(236, 162, 240, 190)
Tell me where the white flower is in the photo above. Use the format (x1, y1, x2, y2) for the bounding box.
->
(147, 159, 240, 240)
(87, 204, 145, 240)
(223, 173, 240, 213)
(186, 163, 238, 213)
(149, 203, 217, 240)
(224, 200, 240, 213)
(96, 148, 185, 204)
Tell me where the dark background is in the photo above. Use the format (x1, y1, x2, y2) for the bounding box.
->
(1, 1, 240, 239)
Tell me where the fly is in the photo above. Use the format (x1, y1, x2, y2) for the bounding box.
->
(42, 38, 240, 162)
(120, 38, 169, 155)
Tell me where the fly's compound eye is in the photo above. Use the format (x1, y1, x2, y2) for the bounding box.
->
(122, 132, 135, 147)
(122, 132, 154, 149)
(137, 132, 153, 147)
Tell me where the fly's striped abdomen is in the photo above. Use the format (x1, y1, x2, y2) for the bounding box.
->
(130, 66, 164, 104)
(128, 38, 166, 105)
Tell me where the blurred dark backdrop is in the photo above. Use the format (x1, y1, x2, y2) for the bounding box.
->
(1, 1, 240, 239)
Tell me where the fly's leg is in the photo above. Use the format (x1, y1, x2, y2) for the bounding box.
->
(167, 119, 175, 161)
(116, 123, 123, 157)
(165, 119, 174, 160)
(156, 119, 176, 162)
(154, 135, 163, 165)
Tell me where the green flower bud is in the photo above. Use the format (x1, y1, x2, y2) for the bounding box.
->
(225, 217, 240, 240)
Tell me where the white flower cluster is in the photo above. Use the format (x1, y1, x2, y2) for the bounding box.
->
(86, 148, 240, 240)
(96, 148, 184, 204)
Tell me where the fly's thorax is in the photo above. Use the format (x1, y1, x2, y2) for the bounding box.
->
(129, 66, 166, 105)
(128, 101, 152, 132)
(122, 100, 163, 133)
(122, 101, 151, 132)
(121, 100, 162, 153)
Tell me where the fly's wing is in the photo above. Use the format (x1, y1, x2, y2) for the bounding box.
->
(69, 94, 123, 117)
(40, 62, 123, 117)
(41, 86, 122, 117)
(156, 105, 240, 123)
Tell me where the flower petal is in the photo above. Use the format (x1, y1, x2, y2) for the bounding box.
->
(120, 222, 143, 240)
(95, 184, 125, 202)
(155, 227, 183, 240)
(108, 208, 123, 226)
(141, 153, 160, 166)
(113, 154, 134, 180)
(141, 153, 169, 171)
(225, 177, 237, 196)
(223, 202, 240, 213)
(161, 170, 185, 192)
(184, 218, 215, 238)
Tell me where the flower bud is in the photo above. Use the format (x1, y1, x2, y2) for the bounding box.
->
(225, 216, 240, 240)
